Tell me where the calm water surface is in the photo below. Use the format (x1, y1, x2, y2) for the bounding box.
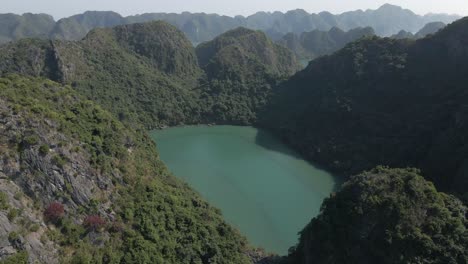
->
(151, 126, 338, 254)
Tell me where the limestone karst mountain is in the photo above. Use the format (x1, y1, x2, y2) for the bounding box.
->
(0, 4, 460, 44)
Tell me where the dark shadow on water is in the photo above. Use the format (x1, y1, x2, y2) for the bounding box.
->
(254, 127, 344, 193)
(254, 128, 303, 160)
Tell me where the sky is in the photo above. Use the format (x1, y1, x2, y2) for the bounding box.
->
(1, 0, 467, 20)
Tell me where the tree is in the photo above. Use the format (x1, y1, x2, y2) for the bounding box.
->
(44, 202, 65, 223)
(83, 215, 106, 232)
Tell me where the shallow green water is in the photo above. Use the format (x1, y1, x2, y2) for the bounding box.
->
(150, 126, 338, 254)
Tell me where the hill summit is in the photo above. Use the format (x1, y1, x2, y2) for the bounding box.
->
(197, 27, 300, 78)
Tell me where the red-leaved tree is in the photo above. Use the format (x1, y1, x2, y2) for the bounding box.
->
(83, 215, 106, 231)
(44, 202, 65, 223)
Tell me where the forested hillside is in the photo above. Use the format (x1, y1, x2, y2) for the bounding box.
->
(0, 14, 467, 264)
(288, 167, 467, 264)
(0, 23, 198, 127)
(0, 22, 299, 128)
(262, 17, 468, 199)
(196, 27, 300, 123)
(0, 75, 254, 263)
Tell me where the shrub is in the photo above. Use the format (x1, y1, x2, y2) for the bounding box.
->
(0, 250, 28, 264)
(7, 208, 19, 220)
(83, 215, 106, 232)
(44, 202, 65, 223)
(39, 144, 50, 155)
(29, 224, 40, 233)
(52, 155, 67, 168)
(109, 221, 124, 233)
(0, 192, 8, 210)
(8, 231, 19, 243)
(60, 218, 85, 245)
(13, 192, 22, 200)
(23, 135, 39, 146)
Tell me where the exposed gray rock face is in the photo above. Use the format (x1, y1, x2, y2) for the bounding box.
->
(0, 99, 118, 262)
(0, 180, 58, 263)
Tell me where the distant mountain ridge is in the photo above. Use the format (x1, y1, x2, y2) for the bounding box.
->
(0, 4, 460, 44)
(392, 21, 447, 39)
(281, 21, 449, 62)
(0, 13, 55, 42)
(278, 27, 376, 61)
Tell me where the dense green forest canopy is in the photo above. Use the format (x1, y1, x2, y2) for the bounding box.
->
(195, 27, 301, 124)
(262, 17, 468, 199)
(288, 167, 467, 264)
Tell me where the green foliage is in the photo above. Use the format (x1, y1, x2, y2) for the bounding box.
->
(196, 27, 300, 76)
(8, 231, 20, 243)
(39, 144, 50, 155)
(29, 224, 40, 232)
(51, 155, 67, 168)
(263, 18, 468, 196)
(58, 218, 86, 245)
(0, 75, 129, 172)
(195, 27, 300, 124)
(1, 16, 466, 264)
(289, 167, 468, 264)
(112, 21, 201, 76)
(7, 208, 19, 220)
(13, 192, 22, 200)
(22, 135, 39, 146)
(54, 22, 205, 128)
(0, 192, 8, 210)
(0, 22, 300, 128)
(0, 38, 62, 81)
(117, 179, 251, 263)
(0, 251, 28, 264)
(0, 75, 251, 263)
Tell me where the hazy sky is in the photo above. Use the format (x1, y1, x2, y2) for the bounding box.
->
(2, 0, 467, 19)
